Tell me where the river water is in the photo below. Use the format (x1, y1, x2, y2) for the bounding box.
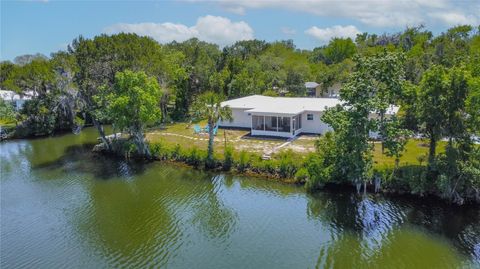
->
(1, 128, 479, 268)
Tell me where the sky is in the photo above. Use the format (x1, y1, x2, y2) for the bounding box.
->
(1, 0, 479, 61)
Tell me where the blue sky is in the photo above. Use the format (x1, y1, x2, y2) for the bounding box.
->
(1, 0, 479, 61)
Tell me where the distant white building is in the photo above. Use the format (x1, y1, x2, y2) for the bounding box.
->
(0, 90, 34, 110)
(219, 95, 399, 138)
(305, 82, 341, 98)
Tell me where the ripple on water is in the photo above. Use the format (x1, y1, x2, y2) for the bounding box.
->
(1, 133, 479, 268)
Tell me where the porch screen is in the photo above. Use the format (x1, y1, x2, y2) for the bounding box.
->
(278, 117, 290, 132)
(252, 115, 264, 130)
(264, 116, 278, 131)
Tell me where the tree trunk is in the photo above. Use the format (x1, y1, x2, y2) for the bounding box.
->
(380, 111, 385, 154)
(206, 119, 215, 168)
(132, 129, 151, 159)
(92, 117, 111, 151)
(428, 135, 437, 166)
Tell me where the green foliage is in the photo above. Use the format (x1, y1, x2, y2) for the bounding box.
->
(0, 99, 16, 122)
(294, 167, 309, 184)
(98, 70, 161, 157)
(305, 132, 338, 190)
(276, 149, 298, 178)
(262, 89, 279, 97)
(223, 145, 234, 171)
(237, 150, 250, 172)
(100, 70, 161, 132)
(322, 38, 357, 65)
(186, 147, 204, 168)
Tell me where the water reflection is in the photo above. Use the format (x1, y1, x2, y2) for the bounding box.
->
(307, 191, 480, 268)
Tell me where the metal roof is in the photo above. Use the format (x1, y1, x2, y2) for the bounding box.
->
(221, 95, 399, 116)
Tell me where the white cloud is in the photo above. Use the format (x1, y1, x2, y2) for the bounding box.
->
(428, 11, 479, 26)
(281, 27, 296, 35)
(305, 25, 361, 43)
(199, 0, 479, 28)
(104, 15, 254, 46)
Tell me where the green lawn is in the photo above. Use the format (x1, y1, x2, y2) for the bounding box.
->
(146, 122, 446, 169)
(372, 139, 446, 168)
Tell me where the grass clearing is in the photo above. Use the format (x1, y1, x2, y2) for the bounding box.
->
(146, 122, 446, 169)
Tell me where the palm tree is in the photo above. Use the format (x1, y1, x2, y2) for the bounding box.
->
(191, 91, 232, 168)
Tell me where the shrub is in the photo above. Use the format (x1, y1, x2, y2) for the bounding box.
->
(305, 153, 334, 191)
(171, 144, 181, 160)
(186, 147, 203, 167)
(276, 150, 298, 178)
(223, 145, 234, 171)
(294, 167, 309, 183)
(237, 150, 250, 172)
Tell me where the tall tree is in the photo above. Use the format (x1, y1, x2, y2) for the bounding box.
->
(70, 33, 169, 148)
(322, 52, 409, 190)
(98, 70, 161, 158)
(418, 65, 448, 167)
(190, 91, 232, 168)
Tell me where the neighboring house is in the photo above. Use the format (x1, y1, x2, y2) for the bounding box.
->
(305, 82, 341, 98)
(219, 95, 399, 138)
(305, 82, 321, 97)
(0, 90, 33, 111)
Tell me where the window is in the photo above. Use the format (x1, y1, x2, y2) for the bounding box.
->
(307, 114, 313, 120)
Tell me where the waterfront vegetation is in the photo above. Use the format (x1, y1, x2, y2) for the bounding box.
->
(1, 25, 479, 204)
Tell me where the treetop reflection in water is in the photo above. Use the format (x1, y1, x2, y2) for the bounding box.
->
(1, 128, 479, 268)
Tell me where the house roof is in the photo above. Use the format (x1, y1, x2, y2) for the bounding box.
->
(221, 94, 400, 116)
(305, 82, 320, 88)
(221, 95, 343, 115)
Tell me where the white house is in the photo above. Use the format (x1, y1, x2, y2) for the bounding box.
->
(0, 90, 34, 110)
(219, 95, 399, 138)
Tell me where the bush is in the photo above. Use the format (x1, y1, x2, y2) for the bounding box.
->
(294, 167, 309, 183)
(276, 150, 298, 178)
(149, 142, 172, 160)
(237, 150, 250, 172)
(171, 144, 181, 160)
(186, 147, 203, 167)
(223, 145, 234, 171)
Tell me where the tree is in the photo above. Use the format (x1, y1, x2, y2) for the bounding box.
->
(323, 38, 357, 64)
(418, 65, 448, 167)
(0, 99, 16, 123)
(99, 70, 161, 158)
(70, 33, 170, 148)
(322, 52, 409, 191)
(190, 91, 232, 168)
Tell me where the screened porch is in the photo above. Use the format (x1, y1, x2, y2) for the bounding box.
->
(250, 114, 302, 138)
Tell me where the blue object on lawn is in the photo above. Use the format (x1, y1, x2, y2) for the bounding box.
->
(204, 125, 210, 133)
(193, 125, 202, 134)
(213, 125, 219, 135)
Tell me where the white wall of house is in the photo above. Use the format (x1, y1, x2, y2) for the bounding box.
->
(300, 111, 332, 134)
(218, 108, 251, 128)
(219, 109, 336, 137)
(251, 129, 292, 138)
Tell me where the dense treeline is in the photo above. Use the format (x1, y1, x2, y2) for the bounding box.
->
(0, 25, 479, 203)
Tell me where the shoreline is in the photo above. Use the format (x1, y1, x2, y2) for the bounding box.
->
(93, 141, 480, 206)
